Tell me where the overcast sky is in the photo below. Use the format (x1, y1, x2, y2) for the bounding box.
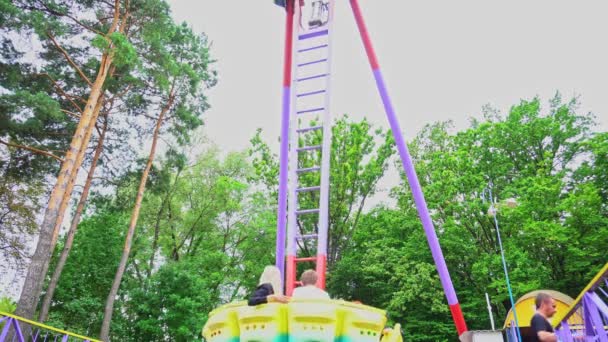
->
(168, 1, 607, 156)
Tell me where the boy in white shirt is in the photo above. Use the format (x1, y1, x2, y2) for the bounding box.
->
(292, 269, 330, 299)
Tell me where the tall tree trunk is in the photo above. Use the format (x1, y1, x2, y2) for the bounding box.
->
(51, 93, 105, 248)
(100, 92, 174, 341)
(15, 0, 121, 321)
(38, 117, 108, 322)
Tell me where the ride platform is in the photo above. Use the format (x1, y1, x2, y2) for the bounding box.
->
(202, 299, 402, 342)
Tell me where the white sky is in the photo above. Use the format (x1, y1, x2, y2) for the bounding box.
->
(168, 1, 608, 156)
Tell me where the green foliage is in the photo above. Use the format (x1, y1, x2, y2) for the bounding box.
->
(45, 207, 128, 335)
(329, 207, 454, 341)
(0, 297, 16, 313)
(93, 32, 139, 68)
(0, 159, 45, 270)
(0, 297, 16, 331)
(43, 146, 275, 341)
(126, 256, 225, 341)
(331, 95, 606, 340)
(250, 116, 396, 267)
(0, 0, 18, 26)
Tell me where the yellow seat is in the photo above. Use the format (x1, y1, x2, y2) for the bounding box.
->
(236, 302, 288, 342)
(338, 301, 387, 342)
(202, 301, 243, 342)
(288, 299, 338, 342)
(202, 299, 402, 342)
(381, 323, 403, 342)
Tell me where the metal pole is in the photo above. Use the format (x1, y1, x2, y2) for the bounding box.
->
(348, 0, 467, 335)
(285, 0, 301, 296)
(483, 185, 522, 342)
(275, 0, 295, 282)
(485, 292, 495, 330)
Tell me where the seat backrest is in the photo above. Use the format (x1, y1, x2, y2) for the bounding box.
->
(202, 302, 243, 342)
(288, 299, 338, 342)
(338, 302, 386, 342)
(236, 303, 288, 342)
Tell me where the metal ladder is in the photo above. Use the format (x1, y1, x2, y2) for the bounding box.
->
(285, 0, 334, 296)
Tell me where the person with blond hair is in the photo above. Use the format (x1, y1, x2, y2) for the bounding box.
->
(248, 265, 290, 306)
(292, 269, 330, 299)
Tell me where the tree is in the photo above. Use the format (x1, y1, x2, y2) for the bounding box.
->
(119, 150, 275, 341)
(40, 144, 276, 340)
(100, 16, 215, 339)
(7, 0, 131, 320)
(44, 204, 128, 337)
(39, 114, 108, 322)
(0, 154, 45, 274)
(330, 95, 606, 340)
(328, 207, 455, 342)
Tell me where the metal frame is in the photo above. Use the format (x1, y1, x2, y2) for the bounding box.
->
(0, 311, 100, 342)
(555, 262, 608, 341)
(275, 0, 468, 335)
(284, 0, 335, 296)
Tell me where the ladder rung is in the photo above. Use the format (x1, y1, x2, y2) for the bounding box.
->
(295, 257, 317, 262)
(296, 125, 323, 133)
(296, 208, 320, 215)
(296, 166, 320, 173)
(296, 186, 321, 192)
(297, 73, 328, 82)
(298, 44, 328, 53)
(298, 58, 327, 67)
(296, 233, 318, 240)
(297, 145, 321, 152)
(297, 107, 324, 115)
(298, 29, 329, 40)
(297, 89, 325, 98)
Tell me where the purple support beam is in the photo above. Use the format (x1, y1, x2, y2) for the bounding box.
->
(348, 0, 467, 335)
(599, 286, 608, 299)
(589, 292, 608, 320)
(584, 293, 608, 340)
(560, 321, 573, 342)
(5, 318, 24, 342)
(276, 0, 295, 282)
(0, 318, 12, 341)
(583, 299, 594, 338)
(276, 86, 290, 280)
(507, 321, 517, 342)
(15, 321, 24, 342)
(372, 70, 461, 295)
